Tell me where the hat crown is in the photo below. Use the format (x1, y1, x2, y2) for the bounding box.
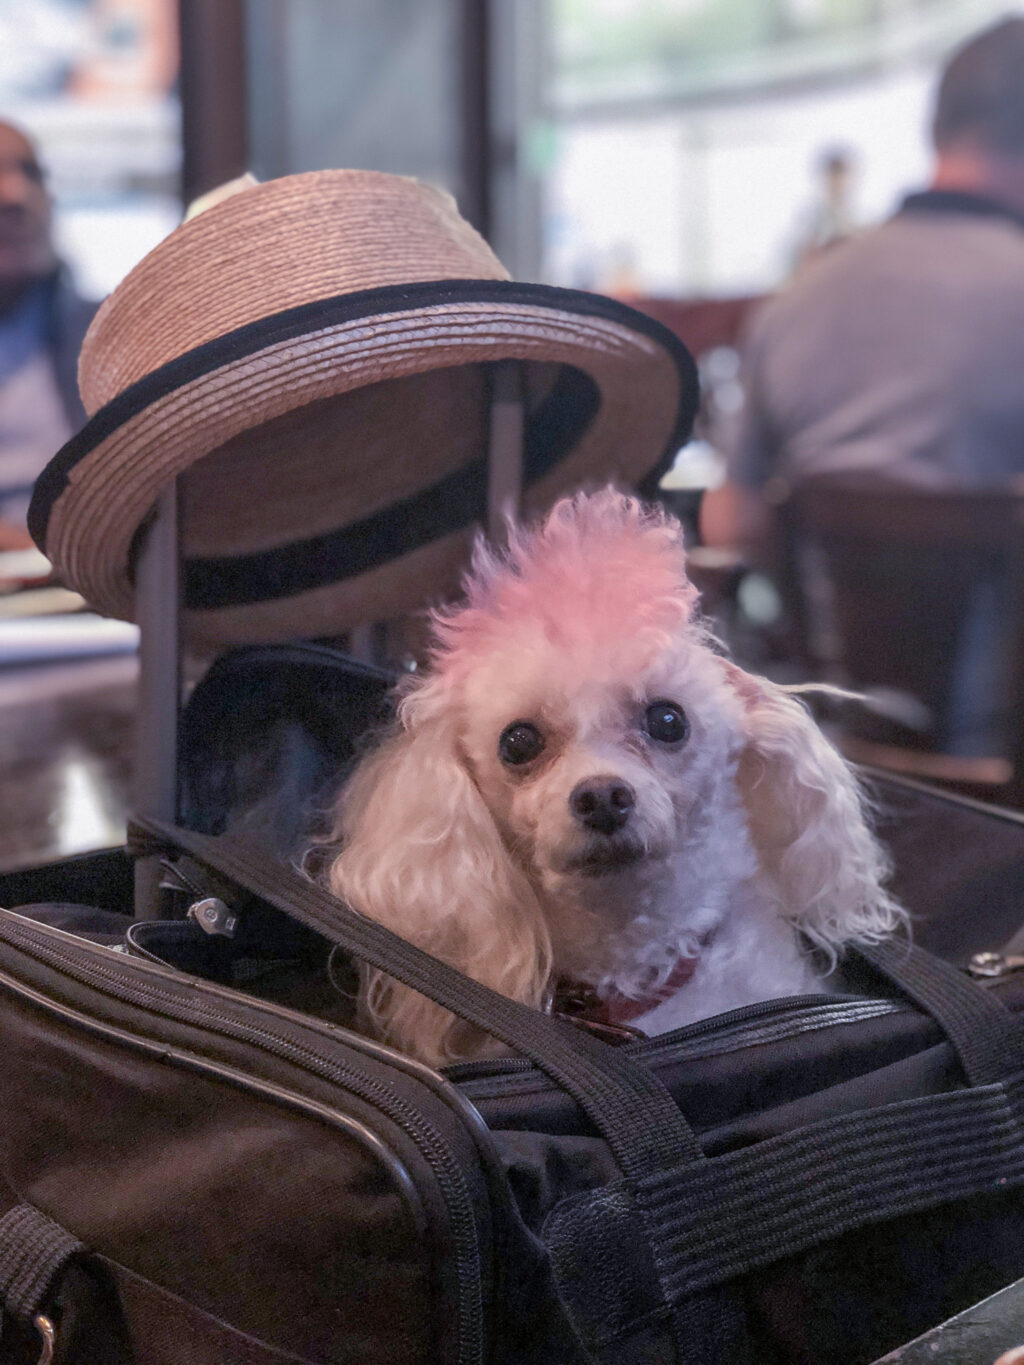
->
(79, 168, 509, 414)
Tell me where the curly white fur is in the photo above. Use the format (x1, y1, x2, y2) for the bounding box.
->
(326, 488, 906, 1066)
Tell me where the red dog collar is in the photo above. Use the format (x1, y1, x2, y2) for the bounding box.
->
(554, 955, 699, 1034)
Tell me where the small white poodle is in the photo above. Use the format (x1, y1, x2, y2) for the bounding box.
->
(326, 488, 905, 1066)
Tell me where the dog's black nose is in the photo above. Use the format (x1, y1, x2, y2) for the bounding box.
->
(570, 778, 635, 835)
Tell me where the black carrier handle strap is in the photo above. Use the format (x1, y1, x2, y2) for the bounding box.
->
(0, 1203, 81, 1325)
(131, 817, 703, 1173)
(0, 1204, 133, 1365)
(637, 1062, 1024, 1301)
(853, 940, 1024, 1086)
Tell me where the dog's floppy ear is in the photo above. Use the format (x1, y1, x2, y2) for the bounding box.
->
(725, 662, 906, 960)
(326, 708, 551, 1067)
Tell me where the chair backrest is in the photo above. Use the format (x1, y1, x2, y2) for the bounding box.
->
(777, 478, 1024, 798)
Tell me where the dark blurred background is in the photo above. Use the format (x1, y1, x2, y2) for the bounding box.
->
(0, 1, 996, 311)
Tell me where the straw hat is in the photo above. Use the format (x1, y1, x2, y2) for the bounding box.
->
(29, 169, 699, 647)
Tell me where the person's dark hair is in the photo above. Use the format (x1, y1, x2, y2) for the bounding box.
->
(933, 16, 1024, 153)
(817, 145, 853, 176)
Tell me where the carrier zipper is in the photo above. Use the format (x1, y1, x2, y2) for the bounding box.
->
(0, 913, 486, 1365)
(444, 992, 903, 1085)
(631, 992, 902, 1061)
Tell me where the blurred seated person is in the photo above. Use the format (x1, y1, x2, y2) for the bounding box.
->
(703, 15, 1024, 556)
(700, 17, 1024, 755)
(0, 121, 96, 552)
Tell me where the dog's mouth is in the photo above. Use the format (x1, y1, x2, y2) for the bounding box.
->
(566, 841, 648, 877)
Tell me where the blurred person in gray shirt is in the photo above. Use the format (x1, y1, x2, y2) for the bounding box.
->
(0, 120, 95, 551)
(702, 16, 1024, 552)
(700, 17, 1024, 755)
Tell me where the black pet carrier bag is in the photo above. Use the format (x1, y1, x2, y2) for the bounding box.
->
(5, 636, 1024, 1363)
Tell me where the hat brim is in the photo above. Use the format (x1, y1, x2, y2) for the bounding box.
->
(30, 280, 698, 646)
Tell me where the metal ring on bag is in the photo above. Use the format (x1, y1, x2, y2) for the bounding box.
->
(33, 1314, 55, 1365)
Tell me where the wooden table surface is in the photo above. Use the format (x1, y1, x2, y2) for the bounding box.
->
(0, 654, 136, 872)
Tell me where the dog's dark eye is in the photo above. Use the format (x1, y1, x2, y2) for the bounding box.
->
(498, 721, 545, 766)
(644, 700, 690, 745)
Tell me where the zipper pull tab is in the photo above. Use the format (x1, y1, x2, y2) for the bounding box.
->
(187, 897, 238, 938)
(967, 951, 1024, 979)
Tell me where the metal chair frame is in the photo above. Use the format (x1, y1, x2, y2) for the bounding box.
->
(133, 361, 525, 917)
